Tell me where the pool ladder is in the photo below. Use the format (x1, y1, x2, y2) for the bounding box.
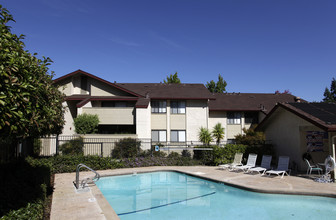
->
(75, 163, 100, 189)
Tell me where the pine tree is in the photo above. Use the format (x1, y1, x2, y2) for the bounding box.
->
(164, 72, 181, 84)
(323, 78, 336, 103)
(206, 74, 227, 93)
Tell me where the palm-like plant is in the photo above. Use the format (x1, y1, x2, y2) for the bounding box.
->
(198, 127, 212, 146)
(212, 123, 224, 145)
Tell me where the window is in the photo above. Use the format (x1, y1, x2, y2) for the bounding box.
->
(151, 101, 167, 113)
(170, 130, 186, 142)
(245, 112, 259, 124)
(171, 101, 186, 114)
(151, 130, 167, 142)
(227, 112, 241, 124)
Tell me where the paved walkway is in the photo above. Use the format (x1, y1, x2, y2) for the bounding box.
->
(51, 166, 336, 220)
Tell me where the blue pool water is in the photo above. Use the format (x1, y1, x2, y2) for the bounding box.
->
(95, 171, 336, 220)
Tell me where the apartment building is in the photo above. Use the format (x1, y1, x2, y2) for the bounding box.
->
(54, 70, 301, 144)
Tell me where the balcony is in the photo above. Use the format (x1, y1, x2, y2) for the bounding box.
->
(82, 107, 134, 125)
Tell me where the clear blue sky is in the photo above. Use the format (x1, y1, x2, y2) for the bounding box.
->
(3, 0, 336, 102)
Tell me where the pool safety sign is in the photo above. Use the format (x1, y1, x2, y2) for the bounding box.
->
(306, 131, 327, 152)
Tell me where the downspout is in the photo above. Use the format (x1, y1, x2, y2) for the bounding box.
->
(332, 135, 336, 181)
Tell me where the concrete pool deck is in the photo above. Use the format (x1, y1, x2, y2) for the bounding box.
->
(51, 166, 336, 220)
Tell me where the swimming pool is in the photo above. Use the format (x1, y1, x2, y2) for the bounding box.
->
(95, 171, 336, 220)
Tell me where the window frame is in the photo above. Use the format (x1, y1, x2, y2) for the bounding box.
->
(151, 130, 167, 142)
(227, 112, 241, 125)
(170, 101, 186, 114)
(151, 100, 167, 113)
(170, 130, 186, 142)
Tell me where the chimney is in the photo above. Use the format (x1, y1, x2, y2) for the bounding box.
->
(295, 97, 301, 103)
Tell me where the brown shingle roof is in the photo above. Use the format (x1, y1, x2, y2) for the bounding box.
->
(256, 102, 336, 132)
(116, 83, 214, 100)
(209, 93, 302, 114)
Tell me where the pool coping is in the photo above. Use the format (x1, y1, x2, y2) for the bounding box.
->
(51, 166, 336, 220)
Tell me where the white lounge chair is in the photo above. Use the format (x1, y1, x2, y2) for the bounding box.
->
(266, 156, 290, 178)
(233, 153, 257, 172)
(218, 153, 243, 170)
(249, 155, 272, 175)
(304, 159, 322, 175)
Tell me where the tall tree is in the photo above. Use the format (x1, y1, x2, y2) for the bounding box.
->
(323, 78, 336, 103)
(0, 5, 65, 139)
(164, 72, 181, 84)
(206, 74, 227, 93)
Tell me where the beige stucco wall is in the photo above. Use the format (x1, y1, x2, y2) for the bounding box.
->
(136, 107, 151, 140)
(170, 114, 186, 130)
(227, 124, 242, 139)
(58, 78, 73, 96)
(90, 78, 130, 96)
(151, 114, 167, 129)
(262, 107, 330, 171)
(62, 101, 76, 135)
(186, 100, 208, 142)
(83, 107, 134, 125)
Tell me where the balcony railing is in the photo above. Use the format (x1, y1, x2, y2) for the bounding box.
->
(83, 107, 134, 124)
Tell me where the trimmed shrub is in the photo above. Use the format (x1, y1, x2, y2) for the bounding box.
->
(73, 113, 99, 134)
(111, 138, 141, 159)
(59, 137, 84, 155)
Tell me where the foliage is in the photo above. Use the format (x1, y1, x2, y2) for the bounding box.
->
(73, 113, 99, 134)
(212, 123, 225, 144)
(198, 127, 212, 145)
(0, 5, 65, 139)
(234, 128, 266, 146)
(168, 151, 180, 158)
(111, 138, 141, 159)
(181, 149, 191, 158)
(275, 90, 291, 94)
(206, 74, 227, 93)
(323, 77, 336, 103)
(163, 72, 181, 84)
(25, 155, 124, 174)
(122, 156, 201, 167)
(0, 159, 50, 219)
(33, 138, 42, 157)
(193, 145, 214, 165)
(59, 137, 84, 155)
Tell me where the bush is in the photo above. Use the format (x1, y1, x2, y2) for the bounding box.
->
(0, 159, 50, 219)
(73, 113, 99, 134)
(234, 128, 266, 146)
(59, 137, 84, 155)
(111, 138, 141, 159)
(122, 156, 202, 167)
(168, 152, 180, 158)
(193, 146, 214, 165)
(182, 149, 191, 158)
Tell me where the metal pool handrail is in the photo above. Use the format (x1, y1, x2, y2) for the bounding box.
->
(75, 163, 100, 189)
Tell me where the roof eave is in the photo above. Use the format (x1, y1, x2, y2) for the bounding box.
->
(53, 69, 143, 98)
